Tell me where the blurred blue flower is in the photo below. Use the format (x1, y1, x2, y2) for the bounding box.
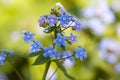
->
(30, 41, 42, 52)
(1, 50, 14, 55)
(73, 21, 81, 32)
(54, 33, 66, 47)
(105, 53, 118, 64)
(58, 13, 71, 25)
(0, 54, 6, 65)
(38, 16, 46, 25)
(115, 63, 120, 73)
(43, 45, 58, 58)
(68, 33, 77, 44)
(46, 15, 58, 26)
(75, 46, 87, 60)
(23, 31, 35, 43)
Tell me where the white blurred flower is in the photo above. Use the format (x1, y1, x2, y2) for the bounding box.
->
(115, 63, 120, 72)
(105, 53, 118, 64)
(98, 38, 120, 64)
(100, 10, 115, 24)
(81, 0, 115, 24)
(98, 50, 107, 59)
(116, 23, 120, 37)
(62, 51, 75, 68)
(99, 38, 117, 51)
(0, 73, 8, 80)
(111, 0, 120, 12)
(82, 6, 95, 18)
(88, 18, 105, 35)
(36, 26, 46, 37)
(10, 30, 20, 41)
(63, 59, 75, 68)
(114, 44, 120, 55)
(46, 68, 57, 80)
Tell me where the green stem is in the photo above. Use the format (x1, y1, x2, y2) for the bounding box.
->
(8, 61, 23, 80)
(42, 61, 51, 80)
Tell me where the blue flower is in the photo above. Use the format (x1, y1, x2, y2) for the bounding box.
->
(54, 33, 66, 47)
(30, 41, 42, 52)
(75, 46, 87, 60)
(1, 50, 14, 55)
(23, 31, 35, 43)
(38, 16, 46, 25)
(68, 33, 77, 44)
(46, 15, 58, 26)
(0, 53, 6, 65)
(73, 21, 81, 32)
(58, 13, 71, 25)
(43, 45, 58, 58)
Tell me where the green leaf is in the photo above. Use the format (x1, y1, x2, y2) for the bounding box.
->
(28, 50, 44, 57)
(55, 61, 75, 80)
(32, 54, 51, 65)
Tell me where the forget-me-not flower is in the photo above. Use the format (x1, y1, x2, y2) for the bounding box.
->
(73, 21, 81, 32)
(46, 15, 58, 26)
(54, 33, 66, 47)
(38, 16, 46, 25)
(75, 46, 87, 60)
(23, 31, 35, 43)
(43, 45, 58, 58)
(30, 41, 42, 52)
(68, 33, 77, 44)
(58, 13, 71, 25)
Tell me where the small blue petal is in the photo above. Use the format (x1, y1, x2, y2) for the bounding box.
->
(0, 53, 6, 65)
(43, 52, 49, 57)
(75, 46, 87, 61)
(58, 13, 71, 26)
(43, 45, 58, 58)
(54, 33, 66, 47)
(23, 31, 35, 43)
(75, 53, 80, 58)
(30, 41, 42, 52)
(46, 15, 58, 26)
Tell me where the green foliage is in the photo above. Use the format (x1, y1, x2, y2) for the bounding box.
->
(31, 50, 51, 65)
(28, 50, 44, 57)
(55, 60, 75, 80)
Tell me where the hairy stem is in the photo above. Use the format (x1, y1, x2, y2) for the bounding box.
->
(51, 54, 75, 62)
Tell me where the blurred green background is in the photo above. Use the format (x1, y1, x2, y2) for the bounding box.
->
(0, 0, 120, 80)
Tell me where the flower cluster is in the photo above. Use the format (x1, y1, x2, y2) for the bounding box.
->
(0, 3, 88, 80)
(22, 3, 87, 62)
(23, 30, 42, 52)
(38, 4, 81, 32)
(22, 4, 87, 79)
